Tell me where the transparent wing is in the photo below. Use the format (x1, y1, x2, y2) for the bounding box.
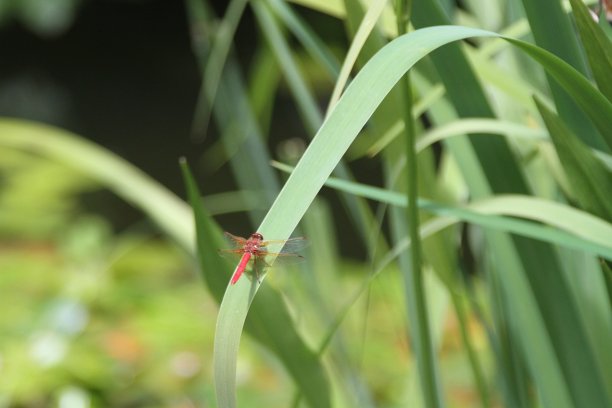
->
(223, 232, 247, 248)
(218, 248, 247, 260)
(219, 232, 248, 261)
(260, 237, 308, 254)
(262, 251, 305, 267)
(259, 237, 307, 267)
(219, 234, 307, 268)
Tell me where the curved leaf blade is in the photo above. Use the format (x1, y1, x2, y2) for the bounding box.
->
(213, 25, 502, 408)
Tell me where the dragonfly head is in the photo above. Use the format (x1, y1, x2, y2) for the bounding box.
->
(250, 232, 264, 241)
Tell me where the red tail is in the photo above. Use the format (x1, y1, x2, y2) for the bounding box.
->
(231, 253, 251, 284)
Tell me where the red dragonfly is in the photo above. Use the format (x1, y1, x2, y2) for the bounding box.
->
(219, 232, 307, 285)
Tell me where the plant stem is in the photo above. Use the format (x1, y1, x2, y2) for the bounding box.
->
(395, 1, 443, 407)
(452, 292, 491, 407)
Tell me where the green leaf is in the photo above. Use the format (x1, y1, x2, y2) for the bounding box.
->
(190, 0, 250, 138)
(326, 0, 388, 114)
(252, 0, 322, 132)
(0, 119, 333, 408)
(535, 97, 612, 221)
(212, 26, 507, 408)
(258, 0, 386, 261)
(180, 160, 332, 408)
(506, 37, 612, 152)
(193, 20, 612, 406)
(272, 160, 612, 259)
(409, 10, 612, 406)
(0, 118, 194, 250)
(179, 159, 233, 294)
(519, 0, 604, 149)
(266, 0, 340, 79)
(569, 0, 612, 102)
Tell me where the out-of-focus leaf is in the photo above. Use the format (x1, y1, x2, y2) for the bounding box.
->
(273, 160, 612, 259)
(535, 97, 612, 222)
(0, 118, 193, 250)
(506, 37, 612, 152)
(212, 25, 509, 408)
(569, 0, 612, 101)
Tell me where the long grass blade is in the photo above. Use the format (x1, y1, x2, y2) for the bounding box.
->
(180, 160, 333, 408)
(213, 26, 511, 408)
(189, 0, 249, 139)
(535, 97, 612, 221)
(272, 161, 612, 258)
(569, 0, 612, 101)
(0, 119, 194, 250)
(519, 0, 604, 149)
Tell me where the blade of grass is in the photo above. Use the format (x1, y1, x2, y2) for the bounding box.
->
(412, 5, 609, 406)
(382, 116, 611, 173)
(534, 97, 612, 221)
(205, 42, 336, 408)
(267, 0, 341, 79)
(202, 44, 281, 171)
(187, 0, 280, 226)
(180, 160, 332, 408)
(213, 26, 510, 408)
(325, 0, 388, 115)
(340, 5, 457, 403)
(0, 119, 194, 250)
(289, 0, 345, 19)
(252, 1, 322, 132)
(416, 119, 546, 151)
(247, 44, 281, 135)
(519, 0, 605, 150)
(272, 161, 612, 258)
(534, 98, 612, 399)
(187, 7, 334, 401)
(569, 0, 612, 101)
(418, 41, 541, 407)
(395, 1, 444, 406)
(409, 63, 557, 407)
(189, 0, 249, 139)
(211, 24, 612, 407)
(211, 59, 281, 223)
(337, 11, 448, 405)
(365, 84, 445, 157)
(506, 37, 612, 152)
(369, 118, 547, 158)
(0, 119, 335, 408)
(257, 0, 392, 264)
(202, 190, 269, 215)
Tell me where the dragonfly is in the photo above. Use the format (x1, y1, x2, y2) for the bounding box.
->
(219, 232, 307, 285)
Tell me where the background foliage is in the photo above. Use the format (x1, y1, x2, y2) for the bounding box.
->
(0, 0, 611, 407)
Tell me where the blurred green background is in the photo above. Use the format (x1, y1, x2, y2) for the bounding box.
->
(0, 1, 363, 406)
(1, 0, 611, 407)
(1, 2, 212, 406)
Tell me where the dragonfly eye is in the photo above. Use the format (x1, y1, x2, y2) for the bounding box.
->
(251, 232, 264, 240)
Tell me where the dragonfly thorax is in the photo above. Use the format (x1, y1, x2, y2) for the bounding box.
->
(244, 232, 265, 254)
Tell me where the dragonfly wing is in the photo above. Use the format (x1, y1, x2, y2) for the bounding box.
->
(223, 232, 248, 247)
(218, 248, 247, 261)
(260, 251, 305, 267)
(260, 237, 308, 254)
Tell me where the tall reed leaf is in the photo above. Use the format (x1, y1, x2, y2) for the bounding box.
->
(534, 97, 612, 221)
(519, 0, 604, 149)
(569, 0, 612, 101)
(0, 119, 193, 249)
(212, 26, 508, 408)
(180, 161, 331, 408)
